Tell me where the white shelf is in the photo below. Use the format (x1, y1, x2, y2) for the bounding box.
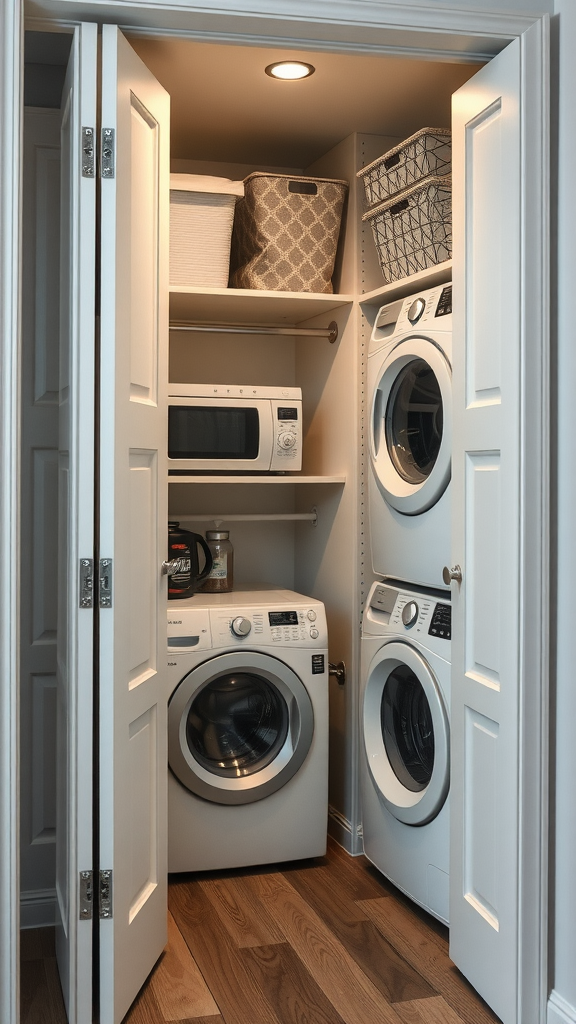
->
(168, 474, 346, 485)
(360, 260, 452, 307)
(169, 286, 353, 326)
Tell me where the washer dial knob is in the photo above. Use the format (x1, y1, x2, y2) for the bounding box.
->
(401, 601, 419, 628)
(231, 616, 252, 637)
(407, 297, 426, 325)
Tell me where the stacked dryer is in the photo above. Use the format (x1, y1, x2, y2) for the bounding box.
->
(360, 282, 453, 923)
(367, 282, 452, 590)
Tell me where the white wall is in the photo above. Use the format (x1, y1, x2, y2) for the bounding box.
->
(550, 5, 576, 1023)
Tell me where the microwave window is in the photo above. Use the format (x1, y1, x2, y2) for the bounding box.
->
(169, 406, 260, 460)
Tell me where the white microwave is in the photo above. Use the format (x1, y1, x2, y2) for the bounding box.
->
(168, 384, 303, 473)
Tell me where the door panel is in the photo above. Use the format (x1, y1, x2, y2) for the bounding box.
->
(55, 21, 98, 1023)
(20, 108, 61, 919)
(99, 26, 169, 1024)
(450, 21, 548, 1023)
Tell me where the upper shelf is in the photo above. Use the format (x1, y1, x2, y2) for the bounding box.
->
(360, 260, 452, 307)
(169, 286, 354, 326)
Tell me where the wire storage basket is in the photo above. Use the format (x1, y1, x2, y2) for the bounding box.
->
(363, 175, 452, 284)
(357, 128, 451, 208)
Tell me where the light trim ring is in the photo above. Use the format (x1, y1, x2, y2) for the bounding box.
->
(265, 61, 316, 81)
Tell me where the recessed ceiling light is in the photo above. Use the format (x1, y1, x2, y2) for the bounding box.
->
(265, 61, 316, 81)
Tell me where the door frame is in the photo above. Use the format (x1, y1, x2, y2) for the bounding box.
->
(2, 4, 549, 1023)
(0, 1, 23, 1022)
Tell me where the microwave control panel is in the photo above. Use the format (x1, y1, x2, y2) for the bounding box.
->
(271, 400, 302, 468)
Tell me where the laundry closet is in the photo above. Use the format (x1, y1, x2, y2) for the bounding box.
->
(16, 10, 549, 1024)
(129, 32, 474, 841)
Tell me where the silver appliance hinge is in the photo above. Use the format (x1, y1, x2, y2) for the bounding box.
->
(99, 870, 113, 918)
(99, 559, 113, 608)
(79, 558, 94, 608)
(100, 128, 115, 178)
(79, 871, 93, 919)
(81, 127, 95, 177)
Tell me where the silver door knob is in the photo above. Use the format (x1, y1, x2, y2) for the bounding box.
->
(442, 564, 462, 585)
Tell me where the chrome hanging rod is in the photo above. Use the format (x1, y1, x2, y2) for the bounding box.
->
(169, 320, 338, 344)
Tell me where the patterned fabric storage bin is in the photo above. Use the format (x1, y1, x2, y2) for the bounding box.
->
(170, 174, 244, 288)
(229, 172, 348, 293)
(363, 175, 452, 283)
(357, 128, 451, 208)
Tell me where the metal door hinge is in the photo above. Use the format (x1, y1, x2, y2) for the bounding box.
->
(99, 559, 112, 608)
(100, 128, 115, 178)
(79, 558, 94, 608)
(82, 127, 95, 177)
(99, 870, 113, 918)
(79, 871, 93, 919)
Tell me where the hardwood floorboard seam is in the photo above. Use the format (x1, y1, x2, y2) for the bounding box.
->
(21, 845, 501, 1024)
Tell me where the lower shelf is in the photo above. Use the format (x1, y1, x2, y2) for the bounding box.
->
(168, 475, 346, 485)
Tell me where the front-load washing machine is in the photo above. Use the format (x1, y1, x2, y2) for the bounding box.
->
(165, 586, 329, 872)
(360, 579, 451, 923)
(368, 282, 452, 589)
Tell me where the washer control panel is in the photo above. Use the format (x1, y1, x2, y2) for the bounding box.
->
(167, 594, 328, 651)
(364, 581, 451, 652)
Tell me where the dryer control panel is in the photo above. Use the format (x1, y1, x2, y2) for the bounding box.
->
(370, 282, 452, 351)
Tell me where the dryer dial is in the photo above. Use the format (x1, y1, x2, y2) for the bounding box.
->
(231, 616, 252, 637)
(407, 297, 426, 324)
(401, 601, 419, 628)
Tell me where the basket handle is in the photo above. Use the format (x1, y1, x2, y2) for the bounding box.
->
(389, 198, 410, 216)
(384, 152, 401, 171)
(289, 180, 317, 196)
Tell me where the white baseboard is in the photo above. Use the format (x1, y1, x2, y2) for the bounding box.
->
(548, 990, 576, 1024)
(328, 805, 364, 856)
(20, 888, 56, 929)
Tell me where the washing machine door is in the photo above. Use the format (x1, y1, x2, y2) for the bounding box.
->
(370, 337, 451, 515)
(168, 651, 314, 805)
(363, 641, 449, 825)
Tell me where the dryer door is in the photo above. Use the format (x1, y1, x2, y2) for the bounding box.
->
(370, 337, 451, 515)
(168, 651, 314, 805)
(363, 641, 449, 825)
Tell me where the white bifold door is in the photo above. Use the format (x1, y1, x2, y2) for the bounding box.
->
(98, 25, 169, 1024)
(53, 16, 547, 1024)
(450, 18, 548, 1024)
(57, 23, 169, 1024)
(56, 22, 97, 1024)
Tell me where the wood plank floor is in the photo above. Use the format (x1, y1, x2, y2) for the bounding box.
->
(21, 840, 500, 1024)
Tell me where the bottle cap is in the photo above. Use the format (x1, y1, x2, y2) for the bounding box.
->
(206, 530, 229, 540)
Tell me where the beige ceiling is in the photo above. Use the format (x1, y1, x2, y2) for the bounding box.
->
(127, 36, 480, 168)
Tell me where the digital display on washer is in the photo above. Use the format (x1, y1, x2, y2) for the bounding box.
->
(428, 603, 451, 640)
(435, 285, 452, 317)
(268, 610, 298, 626)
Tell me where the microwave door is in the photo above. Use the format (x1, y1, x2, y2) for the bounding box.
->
(168, 398, 274, 472)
